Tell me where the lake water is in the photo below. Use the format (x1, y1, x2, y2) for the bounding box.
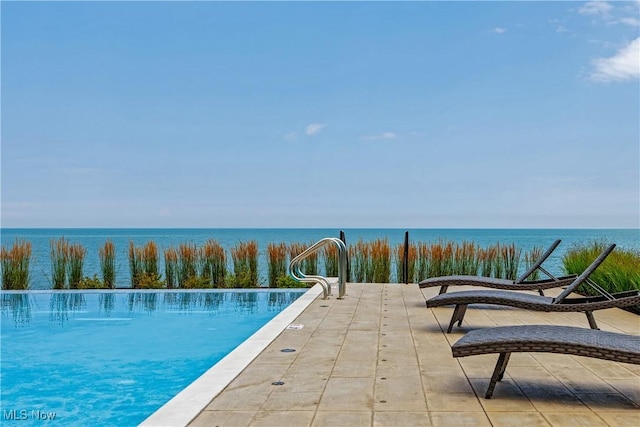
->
(1, 228, 638, 289)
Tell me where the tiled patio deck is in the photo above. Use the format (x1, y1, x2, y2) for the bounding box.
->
(189, 283, 639, 427)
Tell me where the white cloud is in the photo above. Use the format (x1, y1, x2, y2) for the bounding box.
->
(492, 27, 506, 34)
(556, 25, 571, 33)
(618, 17, 640, 27)
(579, 1, 613, 16)
(361, 132, 397, 141)
(305, 123, 327, 136)
(591, 37, 640, 82)
(283, 131, 298, 141)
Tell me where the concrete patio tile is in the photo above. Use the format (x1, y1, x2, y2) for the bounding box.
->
(577, 357, 638, 379)
(261, 390, 322, 411)
(595, 411, 640, 427)
(274, 371, 330, 393)
(574, 393, 639, 411)
(377, 349, 418, 367)
(286, 360, 334, 377)
(506, 367, 589, 411)
(540, 411, 608, 426)
(469, 379, 538, 412)
(374, 365, 426, 411)
(317, 377, 375, 411)
(249, 346, 300, 364)
(205, 383, 274, 411)
(525, 392, 589, 412)
(551, 368, 619, 394)
(312, 411, 371, 427)
(249, 410, 315, 427)
(332, 331, 379, 377)
(421, 371, 475, 394)
(373, 411, 432, 426)
(429, 412, 492, 426)
(487, 411, 551, 426)
(457, 354, 503, 378)
(508, 352, 541, 367)
(185, 283, 639, 427)
(226, 363, 290, 388)
(188, 410, 256, 427)
(604, 378, 640, 405)
(350, 318, 381, 330)
(424, 392, 484, 412)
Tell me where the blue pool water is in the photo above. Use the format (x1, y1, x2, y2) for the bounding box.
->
(0, 290, 304, 426)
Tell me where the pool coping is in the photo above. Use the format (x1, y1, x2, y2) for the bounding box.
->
(139, 284, 324, 427)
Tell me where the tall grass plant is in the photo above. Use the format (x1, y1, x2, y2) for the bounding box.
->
(1, 240, 32, 290)
(99, 240, 116, 288)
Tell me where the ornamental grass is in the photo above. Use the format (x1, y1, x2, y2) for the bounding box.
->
(129, 241, 163, 288)
(500, 243, 522, 281)
(370, 238, 391, 283)
(454, 241, 480, 276)
(201, 239, 226, 288)
(99, 240, 116, 288)
(141, 241, 159, 279)
(478, 246, 498, 277)
(67, 243, 86, 289)
(1, 239, 32, 290)
(349, 239, 371, 283)
(523, 246, 543, 281)
(164, 247, 179, 289)
(420, 240, 455, 277)
(51, 238, 69, 289)
(415, 241, 525, 281)
(563, 240, 640, 296)
(230, 241, 259, 287)
(128, 241, 141, 287)
(178, 243, 199, 288)
(267, 242, 287, 288)
(322, 243, 339, 277)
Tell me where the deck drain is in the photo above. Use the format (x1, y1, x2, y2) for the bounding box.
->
(380, 377, 387, 380)
(379, 400, 387, 403)
(280, 348, 296, 353)
(272, 381, 285, 386)
(320, 305, 329, 307)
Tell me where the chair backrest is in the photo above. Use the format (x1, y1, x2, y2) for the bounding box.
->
(515, 239, 562, 283)
(553, 243, 616, 304)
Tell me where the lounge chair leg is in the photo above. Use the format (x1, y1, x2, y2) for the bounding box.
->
(439, 285, 449, 295)
(538, 289, 545, 296)
(447, 304, 468, 333)
(486, 352, 511, 399)
(586, 311, 599, 330)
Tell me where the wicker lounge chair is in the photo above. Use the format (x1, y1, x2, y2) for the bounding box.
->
(452, 325, 640, 398)
(419, 239, 576, 296)
(426, 244, 640, 332)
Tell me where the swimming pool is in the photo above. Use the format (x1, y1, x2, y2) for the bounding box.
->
(0, 290, 305, 426)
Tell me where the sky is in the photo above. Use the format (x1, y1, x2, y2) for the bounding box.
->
(1, 0, 639, 229)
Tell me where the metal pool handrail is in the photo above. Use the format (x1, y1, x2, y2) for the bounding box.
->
(289, 237, 347, 299)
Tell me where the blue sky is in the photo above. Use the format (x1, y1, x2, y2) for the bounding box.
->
(1, 1, 639, 228)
